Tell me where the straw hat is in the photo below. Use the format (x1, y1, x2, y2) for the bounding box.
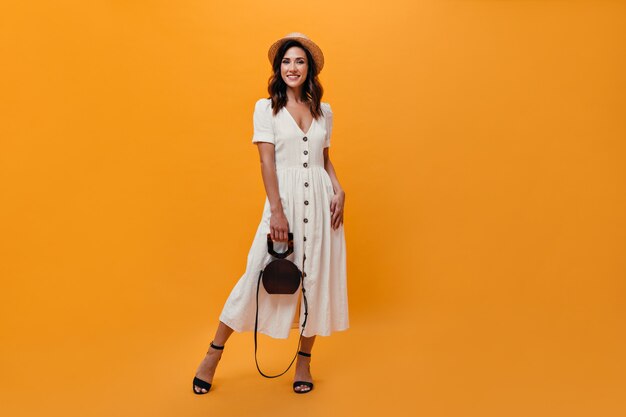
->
(267, 32, 325, 75)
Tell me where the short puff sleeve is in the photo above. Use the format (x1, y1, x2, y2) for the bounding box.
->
(251, 98, 275, 144)
(322, 102, 333, 148)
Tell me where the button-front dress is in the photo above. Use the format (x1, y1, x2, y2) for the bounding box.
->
(218, 97, 349, 339)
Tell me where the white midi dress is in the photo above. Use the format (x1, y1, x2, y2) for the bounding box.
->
(218, 97, 349, 339)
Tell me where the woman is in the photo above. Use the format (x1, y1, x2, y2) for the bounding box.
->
(192, 32, 348, 395)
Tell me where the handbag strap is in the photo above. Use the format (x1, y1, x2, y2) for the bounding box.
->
(253, 251, 308, 378)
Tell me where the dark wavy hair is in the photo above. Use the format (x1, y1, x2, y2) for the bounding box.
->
(266, 39, 325, 120)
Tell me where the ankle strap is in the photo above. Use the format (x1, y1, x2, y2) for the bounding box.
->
(210, 341, 225, 350)
(297, 351, 311, 357)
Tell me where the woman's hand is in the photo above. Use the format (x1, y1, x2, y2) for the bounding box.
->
(330, 190, 345, 230)
(270, 210, 290, 242)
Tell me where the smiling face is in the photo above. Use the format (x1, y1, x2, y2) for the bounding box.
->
(280, 46, 309, 89)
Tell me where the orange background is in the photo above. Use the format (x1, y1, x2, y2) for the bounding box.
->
(1, 1, 625, 416)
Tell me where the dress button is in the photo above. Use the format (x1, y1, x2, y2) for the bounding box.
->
(303, 150, 308, 155)
(304, 182, 309, 187)
(303, 218, 308, 223)
(303, 272, 307, 277)
(303, 162, 308, 168)
(304, 200, 309, 205)
(303, 137, 308, 141)
(303, 236, 307, 241)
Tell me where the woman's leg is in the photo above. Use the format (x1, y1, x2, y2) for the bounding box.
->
(211, 320, 235, 346)
(193, 320, 234, 393)
(293, 335, 316, 392)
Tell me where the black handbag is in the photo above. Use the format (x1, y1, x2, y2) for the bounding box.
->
(254, 232, 309, 378)
(262, 232, 301, 294)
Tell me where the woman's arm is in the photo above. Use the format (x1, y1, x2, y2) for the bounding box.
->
(323, 148, 345, 229)
(257, 142, 289, 241)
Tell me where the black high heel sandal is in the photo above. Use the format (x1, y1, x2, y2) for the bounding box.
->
(192, 341, 224, 395)
(292, 351, 314, 394)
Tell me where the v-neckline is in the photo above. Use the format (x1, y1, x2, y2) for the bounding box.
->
(282, 106, 315, 136)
